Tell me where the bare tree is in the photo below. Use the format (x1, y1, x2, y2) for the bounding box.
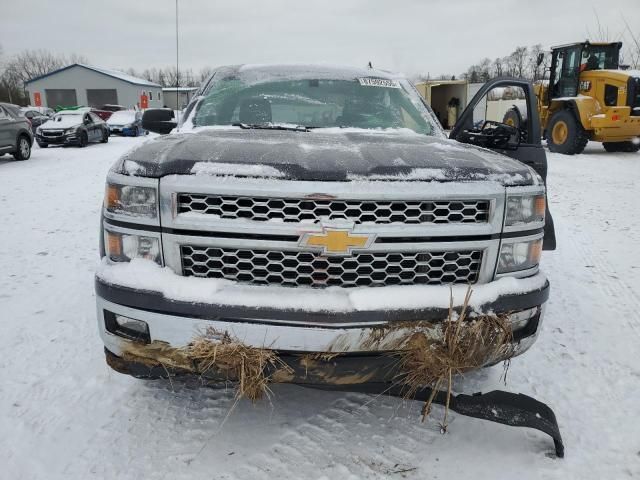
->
(198, 67, 214, 83)
(478, 58, 492, 82)
(4, 49, 89, 85)
(621, 17, 640, 68)
(508, 46, 528, 78)
(528, 44, 545, 80)
(587, 8, 611, 42)
(492, 57, 504, 77)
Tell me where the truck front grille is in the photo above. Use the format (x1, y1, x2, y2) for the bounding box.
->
(177, 194, 490, 225)
(181, 246, 482, 288)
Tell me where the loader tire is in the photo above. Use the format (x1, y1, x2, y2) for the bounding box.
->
(602, 141, 640, 153)
(547, 110, 589, 155)
(503, 107, 528, 143)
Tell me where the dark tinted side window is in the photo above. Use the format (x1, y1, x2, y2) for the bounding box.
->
(604, 84, 618, 107)
(629, 78, 640, 110)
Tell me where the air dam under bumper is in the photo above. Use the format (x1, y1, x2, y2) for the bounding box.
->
(95, 273, 549, 381)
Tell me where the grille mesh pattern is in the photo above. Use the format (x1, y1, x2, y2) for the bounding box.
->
(177, 194, 490, 225)
(181, 246, 482, 288)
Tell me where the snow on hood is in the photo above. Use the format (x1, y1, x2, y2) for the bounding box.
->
(114, 128, 536, 186)
(191, 162, 286, 178)
(39, 114, 83, 129)
(107, 110, 137, 125)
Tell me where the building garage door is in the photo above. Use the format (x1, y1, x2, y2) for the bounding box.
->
(86, 89, 118, 107)
(45, 89, 78, 108)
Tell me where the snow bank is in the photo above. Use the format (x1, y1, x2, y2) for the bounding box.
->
(96, 258, 547, 313)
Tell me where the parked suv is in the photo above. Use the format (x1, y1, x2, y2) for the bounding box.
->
(96, 65, 556, 388)
(0, 102, 33, 160)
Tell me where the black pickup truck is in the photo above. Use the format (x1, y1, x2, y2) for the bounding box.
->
(96, 64, 556, 386)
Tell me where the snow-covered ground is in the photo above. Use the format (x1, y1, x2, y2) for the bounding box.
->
(1, 138, 639, 479)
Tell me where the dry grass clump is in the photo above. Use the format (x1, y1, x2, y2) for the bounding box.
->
(187, 328, 292, 403)
(121, 340, 193, 371)
(121, 328, 292, 403)
(396, 287, 514, 431)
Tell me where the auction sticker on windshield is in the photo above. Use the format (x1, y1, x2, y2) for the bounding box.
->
(357, 78, 401, 88)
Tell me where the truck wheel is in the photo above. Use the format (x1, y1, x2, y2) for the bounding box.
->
(603, 141, 640, 153)
(13, 135, 31, 160)
(503, 107, 528, 143)
(547, 110, 589, 155)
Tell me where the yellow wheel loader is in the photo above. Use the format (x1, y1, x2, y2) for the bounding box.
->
(504, 41, 640, 154)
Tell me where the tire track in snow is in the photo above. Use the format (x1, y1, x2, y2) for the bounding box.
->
(224, 391, 441, 480)
(560, 218, 640, 338)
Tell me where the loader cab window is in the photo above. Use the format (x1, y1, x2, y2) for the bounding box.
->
(552, 46, 581, 98)
(580, 45, 620, 71)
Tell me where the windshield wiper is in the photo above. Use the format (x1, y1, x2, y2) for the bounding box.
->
(231, 122, 309, 132)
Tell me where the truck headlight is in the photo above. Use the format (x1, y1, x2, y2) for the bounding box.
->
(505, 194, 545, 226)
(105, 230, 161, 264)
(64, 127, 77, 134)
(497, 238, 542, 274)
(105, 183, 157, 218)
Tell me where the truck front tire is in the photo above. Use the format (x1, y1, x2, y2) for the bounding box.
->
(547, 110, 589, 155)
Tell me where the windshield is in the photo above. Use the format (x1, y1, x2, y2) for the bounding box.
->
(190, 67, 439, 135)
(108, 111, 136, 124)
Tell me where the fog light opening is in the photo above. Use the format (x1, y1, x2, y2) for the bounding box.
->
(104, 310, 150, 343)
(509, 306, 543, 340)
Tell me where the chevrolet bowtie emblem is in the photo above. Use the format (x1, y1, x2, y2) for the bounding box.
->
(299, 228, 375, 255)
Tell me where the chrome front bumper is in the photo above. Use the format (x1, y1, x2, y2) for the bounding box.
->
(95, 273, 548, 357)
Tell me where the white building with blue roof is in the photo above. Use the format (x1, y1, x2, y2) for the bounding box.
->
(24, 64, 163, 110)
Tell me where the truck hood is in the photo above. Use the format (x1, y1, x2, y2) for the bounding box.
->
(115, 127, 536, 185)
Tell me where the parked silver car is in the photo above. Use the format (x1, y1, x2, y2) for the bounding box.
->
(0, 102, 33, 161)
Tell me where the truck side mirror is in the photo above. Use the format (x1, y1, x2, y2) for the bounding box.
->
(142, 108, 177, 135)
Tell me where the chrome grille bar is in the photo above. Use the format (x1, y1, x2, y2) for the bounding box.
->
(177, 194, 490, 225)
(181, 245, 482, 288)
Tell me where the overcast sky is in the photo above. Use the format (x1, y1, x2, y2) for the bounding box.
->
(1, 0, 638, 77)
